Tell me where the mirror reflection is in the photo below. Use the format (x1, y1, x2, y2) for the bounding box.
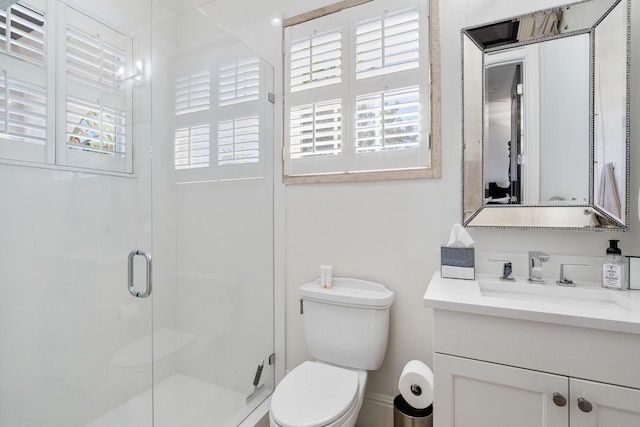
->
(462, 0, 629, 230)
(484, 34, 590, 206)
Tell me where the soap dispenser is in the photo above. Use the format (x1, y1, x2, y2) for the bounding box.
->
(602, 240, 627, 290)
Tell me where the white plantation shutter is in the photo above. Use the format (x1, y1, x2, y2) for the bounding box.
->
(65, 26, 126, 93)
(0, 4, 46, 65)
(0, 4, 49, 163)
(284, 10, 347, 176)
(66, 97, 126, 157)
(284, 0, 429, 179)
(355, 8, 420, 78)
(290, 29, 342, 92)
(0, 2, 50, 164)
(355, 86, 419, 152)
(0, 71, 47, 145)
(289, 100, 342, 159)
(58, 5, 133, 174)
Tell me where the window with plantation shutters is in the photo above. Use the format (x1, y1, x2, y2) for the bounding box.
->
(0, 1, 138, 175)
(173, 52, 270, 183)
(283, 0, 434, 182)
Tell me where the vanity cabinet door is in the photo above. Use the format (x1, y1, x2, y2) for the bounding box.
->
(434, 354, 568, 427)
(570, 378, 640, 427)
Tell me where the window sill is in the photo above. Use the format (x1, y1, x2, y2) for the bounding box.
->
(0, 157, 139, 179)
(282, 166, 440, 184)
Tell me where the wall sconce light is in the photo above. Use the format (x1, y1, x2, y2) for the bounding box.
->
(117, 60, 145, 85)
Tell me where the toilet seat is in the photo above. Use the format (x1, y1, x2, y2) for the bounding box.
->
(270, 361, 359, 427)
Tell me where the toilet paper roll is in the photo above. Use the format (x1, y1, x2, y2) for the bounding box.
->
(398, 360, 434, 409)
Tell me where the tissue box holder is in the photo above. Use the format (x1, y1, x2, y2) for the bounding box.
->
(441, 246, 475, 280)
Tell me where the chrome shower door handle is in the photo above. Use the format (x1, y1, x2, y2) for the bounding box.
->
(128, 250, 152, 298)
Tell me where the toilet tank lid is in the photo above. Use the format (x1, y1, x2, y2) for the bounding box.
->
(301, 278, 394, 308)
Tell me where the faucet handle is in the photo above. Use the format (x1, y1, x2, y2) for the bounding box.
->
(556, 263, 588, 287)
(489, 259, 515, 281)
(529, 251, 550, 263)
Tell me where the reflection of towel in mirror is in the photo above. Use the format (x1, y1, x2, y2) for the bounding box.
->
(464, 160, 482, 214)
(532, 10, 561, 37)
(598, 162, 621, 219)
(518, 10, 562, 41)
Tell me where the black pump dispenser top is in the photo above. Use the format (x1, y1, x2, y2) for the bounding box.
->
(607, 239, 622, 255)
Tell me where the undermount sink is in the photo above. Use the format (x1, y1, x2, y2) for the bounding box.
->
(477, 279, 637, 312)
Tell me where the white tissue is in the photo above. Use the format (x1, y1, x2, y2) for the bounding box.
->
(447, 223, 474, 247)
(398, 360, 434, 409)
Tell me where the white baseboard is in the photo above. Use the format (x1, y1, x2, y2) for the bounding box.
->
(356, 392, 395, 427)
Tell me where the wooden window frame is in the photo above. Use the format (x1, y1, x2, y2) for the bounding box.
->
(282, 0, 441, 184)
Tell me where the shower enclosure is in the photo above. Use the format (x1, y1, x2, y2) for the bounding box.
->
(0, 0, 275, 425)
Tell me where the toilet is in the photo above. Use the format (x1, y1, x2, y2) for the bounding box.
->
(270, 277, 394, 427)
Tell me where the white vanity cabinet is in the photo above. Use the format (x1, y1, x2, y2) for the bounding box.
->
(434, 353, 640, 427)
(423, 274, 640, 427)
(434, 354, 567, 427)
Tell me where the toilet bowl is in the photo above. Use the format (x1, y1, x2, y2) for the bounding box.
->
(269, 278, 394, 427)
(269, 361, 367, 427)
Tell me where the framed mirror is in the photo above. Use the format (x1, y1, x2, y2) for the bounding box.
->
(462, 0, 630, 230)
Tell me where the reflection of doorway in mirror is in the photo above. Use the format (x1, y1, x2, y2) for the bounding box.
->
(485, 35, 590, 206)
(485, 43, 539, 205)
(485, 62, 522, 205)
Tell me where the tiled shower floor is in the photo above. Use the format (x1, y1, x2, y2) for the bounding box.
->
(86, 374, 264, 427)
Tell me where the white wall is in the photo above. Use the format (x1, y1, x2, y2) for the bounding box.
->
(202, 0, 640, 423)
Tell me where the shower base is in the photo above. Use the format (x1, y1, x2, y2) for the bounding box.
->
(86, 373, 270, 427)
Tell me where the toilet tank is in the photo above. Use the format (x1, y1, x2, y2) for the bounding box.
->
(300, 278, 394, 371)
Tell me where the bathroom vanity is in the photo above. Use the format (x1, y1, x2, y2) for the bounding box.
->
(424, 273, 640, 427)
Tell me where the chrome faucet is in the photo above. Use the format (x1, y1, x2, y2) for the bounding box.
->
(489, 259, 515, 281)
(528, 251, 550, 283)
(556, 263, 588, 287)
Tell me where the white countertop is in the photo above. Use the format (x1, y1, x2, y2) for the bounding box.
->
(424, 272, 640, 335)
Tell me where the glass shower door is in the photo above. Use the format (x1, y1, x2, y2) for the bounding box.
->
(151, 2, 275, 426)
(0, 0, 155, 425)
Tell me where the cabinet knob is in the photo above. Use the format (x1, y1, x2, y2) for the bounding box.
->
(552, 392, 567, 407)
(577, 398, 593, 413)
